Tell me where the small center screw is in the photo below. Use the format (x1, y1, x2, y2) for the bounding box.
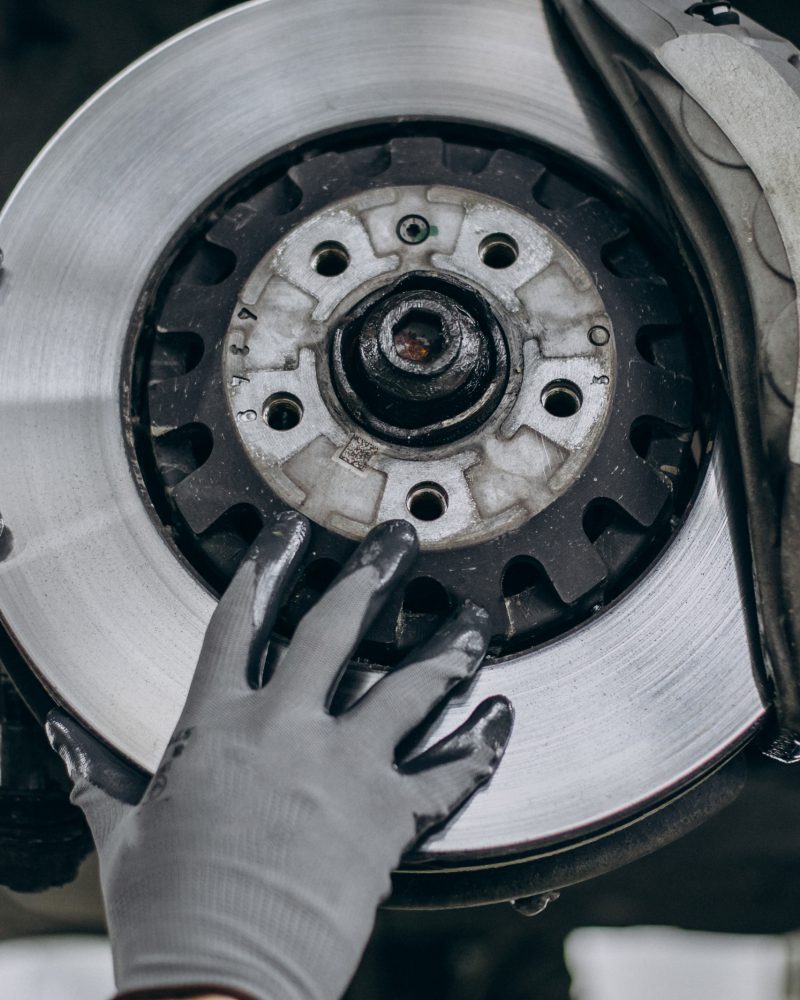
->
(397, 215, 431, 245)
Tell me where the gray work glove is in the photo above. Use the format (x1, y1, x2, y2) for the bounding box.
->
(46, 514, 513, 1000)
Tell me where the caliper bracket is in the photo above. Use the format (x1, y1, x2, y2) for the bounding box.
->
(554, 0, 800, 760)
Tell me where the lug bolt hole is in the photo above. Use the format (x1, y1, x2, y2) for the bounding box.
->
(264, 393, 303, 430)
(541, 381, 582, 418)
(479, 232, 519, 269)
(406, 482, 448, 521)
(311, 241, 350, 277)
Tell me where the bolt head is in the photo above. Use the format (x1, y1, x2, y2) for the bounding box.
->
(397, 214, 431, 245)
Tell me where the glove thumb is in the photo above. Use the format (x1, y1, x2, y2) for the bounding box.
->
(46, 708, 147, 850)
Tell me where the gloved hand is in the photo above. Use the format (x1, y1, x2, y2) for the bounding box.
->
(46, 513, 513, 1000)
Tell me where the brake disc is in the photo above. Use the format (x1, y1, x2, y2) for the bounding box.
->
(0, 0, 766, 897)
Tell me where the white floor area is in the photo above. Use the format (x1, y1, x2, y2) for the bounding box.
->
(1, 927, 799, 999)
(566, 927, 798, 1000)
(0, 935, 114, 1000)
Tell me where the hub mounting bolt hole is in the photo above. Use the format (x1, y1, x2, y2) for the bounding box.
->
(406, 482, 448, 521)
(588, 325, 610, 346)
(541, 381, 582, 418)
(479, 233, 519, 269)
(264, 393, 303, 431)
(312, 241, 350, 277)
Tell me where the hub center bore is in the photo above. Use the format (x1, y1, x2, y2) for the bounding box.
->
(331, 272, 509, 446)
(391, 310, 447, 366)
(375, 293, 468, 388)
(385, 300, 457, 374)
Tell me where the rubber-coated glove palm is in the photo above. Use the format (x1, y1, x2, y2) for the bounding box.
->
(46, 513, 513, 1000)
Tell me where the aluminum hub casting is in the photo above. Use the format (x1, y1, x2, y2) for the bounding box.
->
(223, 184, 615, 546)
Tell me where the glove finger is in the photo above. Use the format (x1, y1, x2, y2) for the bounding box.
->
(347, 600, 490, 750)
(46, 707, 144, 847)
(401, 696, 513, 844)
(186, 511, 310, 707)
(274, 520, 417, 709)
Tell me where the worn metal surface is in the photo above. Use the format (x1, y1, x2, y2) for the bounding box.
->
(0, 0, 765, 858)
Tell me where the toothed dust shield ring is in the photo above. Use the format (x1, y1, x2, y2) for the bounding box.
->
(0, 0, 765, 896)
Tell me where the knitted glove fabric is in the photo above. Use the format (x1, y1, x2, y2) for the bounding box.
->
(46, 513, 513, 1000)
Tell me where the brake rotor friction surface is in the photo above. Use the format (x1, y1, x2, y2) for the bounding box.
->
(136, 134, 695, 658)
(0, 0, 765, 868)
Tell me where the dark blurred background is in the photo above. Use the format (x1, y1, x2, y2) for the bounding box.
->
(2, 3, 800, 999)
